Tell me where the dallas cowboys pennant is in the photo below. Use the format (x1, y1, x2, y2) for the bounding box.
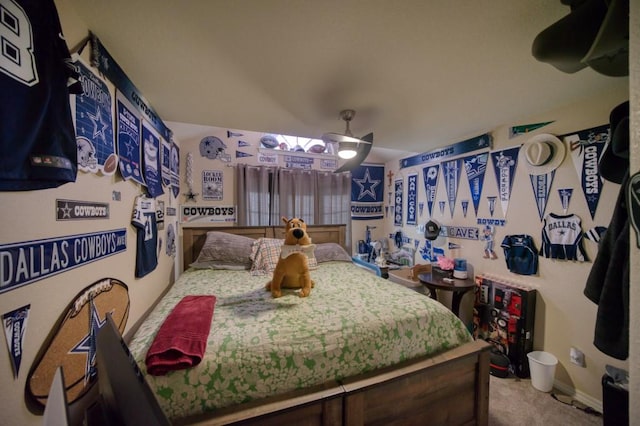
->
(529, 172, 555, 220)
(461, 200, 469, 217)
(564, 125, 609, 220)
(406, 174, 418, 225)
(487, 196, 497, 217)
(491, 146, 520, 217)
(442, 158, 463, 218)
(422, 164, 440, 217)
(558, 188, 573, 213)
(394, 179, 403, 226)
(509, 121, 554, 138)
(418, 202, 424, 217)
(463, 152, 488, 216)
(3, 305, 30, 379)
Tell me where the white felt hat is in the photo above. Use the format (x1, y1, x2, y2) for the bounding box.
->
(519, 133, 566, 175)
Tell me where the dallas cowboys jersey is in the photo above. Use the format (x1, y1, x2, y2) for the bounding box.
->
(0, 0, 83, 190)
(501, 234, 538, 275)
(132, 196, 158, 277)
(540, 213, 588, 261)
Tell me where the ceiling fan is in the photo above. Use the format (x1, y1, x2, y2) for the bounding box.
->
(321, 109, 373, 172)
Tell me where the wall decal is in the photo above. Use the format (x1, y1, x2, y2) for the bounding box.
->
(56, 199, 109, 220)
(180, 205, 236, 224)
(199, 136, 231, 162)
(0, 229, 127, 293)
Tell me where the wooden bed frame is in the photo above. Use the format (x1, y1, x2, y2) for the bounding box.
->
(173, 225, 491, 425)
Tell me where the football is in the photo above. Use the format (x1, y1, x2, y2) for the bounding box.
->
(103, 153, 118, 175)
(26, 278, 130, 409)
(260, 134, 279, 149)
(307, 144, 326, 154)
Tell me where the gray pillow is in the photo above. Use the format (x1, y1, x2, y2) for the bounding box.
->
(315, 243, 352, 263)
(190, 232, 254, 270)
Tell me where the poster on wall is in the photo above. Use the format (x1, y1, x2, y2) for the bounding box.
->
(351, 165, 384, 220)
(115, 91, 144, 185)
(2, 304, 30, 379)
(72, 56, 116, 175)
(181, 205, 236, 224)
(563, 124, 609, 220)
(490, 146, 520, 217)
(142, 121, 164, 197)
(406, 174, 418, 225)
(161, 138, 172, 187)
(202, 170, 223, 201)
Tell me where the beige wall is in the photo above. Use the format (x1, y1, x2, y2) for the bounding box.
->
(0, 2, 178, 425)
(382, 83, 630, 409)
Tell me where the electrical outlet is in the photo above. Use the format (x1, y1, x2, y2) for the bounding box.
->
(570, 347, 585, 367)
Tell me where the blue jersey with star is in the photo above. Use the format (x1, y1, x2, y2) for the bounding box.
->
(0, 0, 83, 190)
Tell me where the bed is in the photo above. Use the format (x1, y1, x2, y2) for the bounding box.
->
(126, 225, 490, 425)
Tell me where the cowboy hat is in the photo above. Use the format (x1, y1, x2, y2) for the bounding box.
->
(599, 101, 629, 184)
(531, 0, 608, 73)
(532, 0, 629, 76)
(519, 133, 566, 175)
(581, 0, 629, 76)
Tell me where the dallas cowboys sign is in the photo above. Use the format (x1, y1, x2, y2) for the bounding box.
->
(351, 165, 384, 220)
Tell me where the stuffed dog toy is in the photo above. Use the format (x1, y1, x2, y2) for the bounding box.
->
(266, 217, 316, 298)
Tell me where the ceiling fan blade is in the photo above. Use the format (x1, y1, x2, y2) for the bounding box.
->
(333, 133, 373, 173)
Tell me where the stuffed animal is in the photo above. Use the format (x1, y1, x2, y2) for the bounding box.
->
(266, 217, 316, 298)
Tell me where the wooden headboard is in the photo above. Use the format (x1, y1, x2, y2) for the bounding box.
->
(181, 224, 347, 271)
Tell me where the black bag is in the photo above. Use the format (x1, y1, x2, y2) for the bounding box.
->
(489, 350, 511, 378)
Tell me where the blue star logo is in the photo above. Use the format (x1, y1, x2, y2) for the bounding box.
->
(69, 298, 112, 384)
(355, 168, 381, 200)
(87, 107, 109, 144)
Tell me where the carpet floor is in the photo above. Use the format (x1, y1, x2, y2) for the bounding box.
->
(489, 375, 603, 426)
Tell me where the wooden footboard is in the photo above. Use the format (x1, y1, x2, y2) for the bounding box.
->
(342, 339, 491, 426)
(177, 340, 490, 426)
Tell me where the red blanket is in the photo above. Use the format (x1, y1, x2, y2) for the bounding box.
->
(145, 295, 216, 376)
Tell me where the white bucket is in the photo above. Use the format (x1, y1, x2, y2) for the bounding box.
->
(527, 351, 558, 392)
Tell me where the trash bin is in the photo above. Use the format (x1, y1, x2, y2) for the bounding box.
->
(527, 351, 557, 392)
(602, 365, 629, 426)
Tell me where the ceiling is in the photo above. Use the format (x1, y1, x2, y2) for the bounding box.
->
(67, 0, 628, 160)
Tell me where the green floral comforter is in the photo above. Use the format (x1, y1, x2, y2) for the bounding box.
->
(128, 261, 472, 420)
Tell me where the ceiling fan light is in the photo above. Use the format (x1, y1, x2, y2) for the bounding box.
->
(338, 142, 358, 159)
